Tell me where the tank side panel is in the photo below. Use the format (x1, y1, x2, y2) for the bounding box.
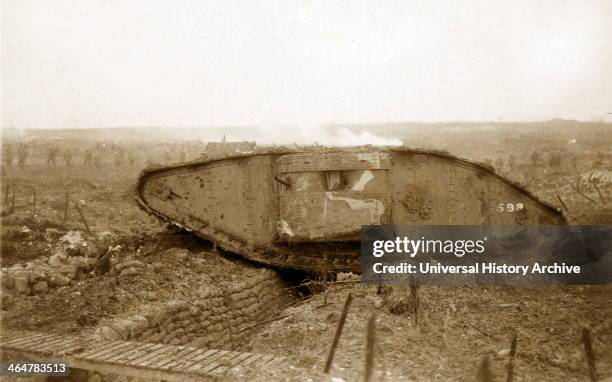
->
(246, 155, 281, 245)
(278, 191, 391, 242)
(141, 156, 278, 244)
(390, 152, 563, 225)
(276, 152, 392, 242)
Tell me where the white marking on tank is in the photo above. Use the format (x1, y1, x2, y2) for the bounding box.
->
(295, 177, 311, 191)
(351, 170, 374, 191)
(325, 192, 385, 219)
(279, 219, 294, 236)
(323, 196, 328, 220)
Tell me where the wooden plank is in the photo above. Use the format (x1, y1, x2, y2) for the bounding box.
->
(1, 331, 292, 381)
(257, 354, 277, 364)
(148, 346, 188, 368)
(54, 338, 97, 356)
(186, 350, 229, 374)
(129, 344, 174, 365)
(58, 342, 91, 356)
(50, 337, 84, 352)
(32, 335, 70, 351)
(115, 342, 159, 364)
(17, 335, 63, 351)
(158, 347, 201, 369)
(209, 351, 254, 375)
(102, 342, 146, 362)
(0, 331, 29, 342)
(34, 336, 78, 353)
(262, 354, 282, 365)
(80, 341, 134, 359)
(175, 349, 219, 371)
(198, 351, 237, 375)
(77, 340, 124, 358)
(171, 348, 211, 370)
(237, 353, 265, 367)
(139, 345, 185, 367)
(161, 347, 203, 369)
(223, 351, 253, 368)
(3, 335, 60, 351)
(2, 333, 54, 348)
(192, 351, 234, 375)
(84, 341, 137, 360)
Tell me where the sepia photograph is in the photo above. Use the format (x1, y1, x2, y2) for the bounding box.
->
(1, 1, 611, 381)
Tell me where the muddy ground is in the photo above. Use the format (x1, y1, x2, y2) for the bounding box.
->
(1, 131, 611, 381)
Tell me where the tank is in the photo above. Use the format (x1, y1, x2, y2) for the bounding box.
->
(136, 146, 566, 272)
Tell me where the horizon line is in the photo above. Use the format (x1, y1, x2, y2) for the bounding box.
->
(2, 118, 611, 130)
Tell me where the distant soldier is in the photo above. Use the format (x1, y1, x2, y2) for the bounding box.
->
(530, 151, 541, 167)
(62, 149, 73, 167)
(114, 150, 124, 169)
(495, 157, 504, 172)
(179, 148, 186, 163)
(593, 151, 605, 169)
(548, 151, 561, 170)
(3, 144, 14, 168)
(83, 149, 93, 167)
(47, 147, 58, 167)
(17, 144, 28, 169)
(94, 155, 102, 169)
(507, 155, 516, 171)
(127, 150, 136, 167)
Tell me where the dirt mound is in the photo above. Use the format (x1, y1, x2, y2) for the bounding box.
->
(1, 230, 289, 337)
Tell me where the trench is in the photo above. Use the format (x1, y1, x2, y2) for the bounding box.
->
(1, 231, 320, 381)
(92, 266, 298, 351)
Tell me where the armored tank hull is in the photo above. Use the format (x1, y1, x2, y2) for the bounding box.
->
(136, 147, 565, 272)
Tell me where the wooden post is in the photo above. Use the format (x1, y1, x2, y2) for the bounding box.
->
(4, 184, 9, 204)
(364, 314, 376, 382)
(324, 292, 353, 373)
(73, 201, 93, 236)
(582, 328, 598, 382)
(63, 191, 70, 220)
(476, 356, 493, 382)
(11, 183, 16, 213)
(556, 195, 570, 216)
(505, 333, 518, 382)
(564, 177, 601, 207)
(322, 261, 328, 305)
(32, 187, 36, 215)
(591, 181, 607, 205)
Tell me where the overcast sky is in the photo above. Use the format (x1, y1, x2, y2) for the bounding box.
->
(1, 0, 611, 129)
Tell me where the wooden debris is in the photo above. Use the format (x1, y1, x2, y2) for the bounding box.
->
(364, 314, 376, 382)
(73, 201, 93, 236)
(476, 356, 494, 382)
(506, 333, 518, 382)
(582, 327, 598, 382)
(324, 292, 353, 373)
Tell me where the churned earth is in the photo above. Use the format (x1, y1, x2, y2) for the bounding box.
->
(1, 136, 612, 381)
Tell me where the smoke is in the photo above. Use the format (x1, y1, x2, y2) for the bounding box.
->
(248, 125, 402, 147)
(327, 128, 403, 147)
